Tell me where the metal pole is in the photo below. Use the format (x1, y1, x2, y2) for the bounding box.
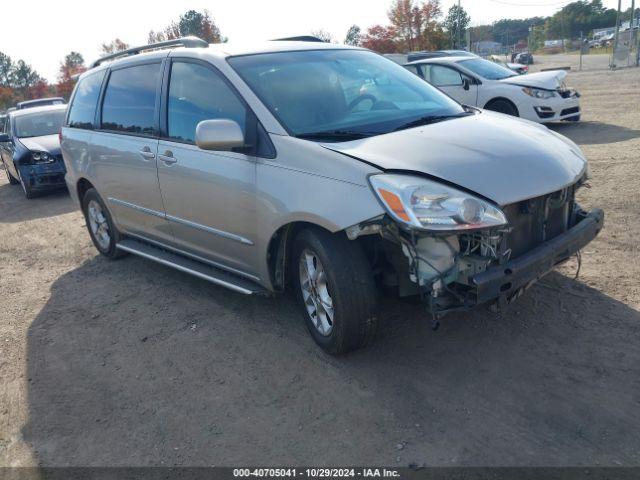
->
(612, 0, 622, 68)
(579, 31, 583, 71)
(631, 0, 638, 66)
(457, 0, 462, 49)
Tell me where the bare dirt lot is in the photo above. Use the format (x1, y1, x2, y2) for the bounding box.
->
(1, 64, 639, 467)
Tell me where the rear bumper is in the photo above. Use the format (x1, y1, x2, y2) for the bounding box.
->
(471, 208, 604, 305)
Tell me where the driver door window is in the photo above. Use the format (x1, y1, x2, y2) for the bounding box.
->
(167, 62, 246, 143)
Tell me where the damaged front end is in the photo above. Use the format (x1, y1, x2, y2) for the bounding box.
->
(347, 173, 603, 324)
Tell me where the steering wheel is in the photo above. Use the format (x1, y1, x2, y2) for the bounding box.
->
(348, 94, 378, 111)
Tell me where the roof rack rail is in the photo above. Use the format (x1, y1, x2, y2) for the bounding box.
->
(90, 36, 208, 68)
(272, 36, 326, 42)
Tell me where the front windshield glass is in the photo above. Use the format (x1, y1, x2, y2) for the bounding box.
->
(459, 58, 517, 80)
(14, 110, 65, 138)
(229, 49, 465, 139)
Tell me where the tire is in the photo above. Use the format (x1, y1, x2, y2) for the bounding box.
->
(485, 99, 519, 117)
(81, 188, 126, 259)
(291, 228, 378, 355)
(2, 160, 19, 185)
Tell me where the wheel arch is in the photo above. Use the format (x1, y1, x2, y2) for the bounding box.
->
(76, 177, 95, 203)
(484, 97, 520, 116)
(265, 220, 337, 292)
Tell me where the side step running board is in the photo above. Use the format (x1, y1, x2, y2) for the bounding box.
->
(116, 238, 268, 295)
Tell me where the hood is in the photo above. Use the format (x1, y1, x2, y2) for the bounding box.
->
(321, 111, 586, 206)
(499, 70, 566, 90)
(507, 62, 526, 69)
(18, 134, 61, 155)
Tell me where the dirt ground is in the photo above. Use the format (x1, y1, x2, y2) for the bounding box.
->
(1, 63, 639, 467)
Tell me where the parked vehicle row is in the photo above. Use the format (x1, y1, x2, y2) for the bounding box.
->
(0, 105, 68, 197)
(489, 55, 528, 75)
(0, 97, 69, 198)
(53, 37, 602, 354)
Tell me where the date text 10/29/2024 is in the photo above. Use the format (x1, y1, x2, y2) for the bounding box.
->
(233, 468, 401, 478)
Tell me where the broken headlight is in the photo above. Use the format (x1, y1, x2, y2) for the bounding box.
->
(369, 174, 507, 232)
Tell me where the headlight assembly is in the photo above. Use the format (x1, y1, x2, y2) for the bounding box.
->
(522, 87, 556, 99)
(31, 151, 52, 163)
(369, 174, 508, 232)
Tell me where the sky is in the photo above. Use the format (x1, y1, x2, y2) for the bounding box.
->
(0, 0, 624, 82)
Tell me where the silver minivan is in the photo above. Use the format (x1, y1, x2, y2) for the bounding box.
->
(61, 37, 603, 354)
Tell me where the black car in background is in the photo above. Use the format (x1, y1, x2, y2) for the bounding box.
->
(0, 105, 67, 198)
(515, 52, 534, 65)
(16, 97, 66, 110)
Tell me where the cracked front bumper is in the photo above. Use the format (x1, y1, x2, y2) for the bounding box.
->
(17, 162, 67, 191)
(471, 208, 604, 305)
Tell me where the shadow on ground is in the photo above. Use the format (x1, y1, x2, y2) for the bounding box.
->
(0, 181, 73, 223)
(549, 121, 640, 145)
(22, 253, 640, 466)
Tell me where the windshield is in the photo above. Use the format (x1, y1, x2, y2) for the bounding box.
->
(229, 49, 465, 139)
(459, 58, 517, 80)
(14, 110, 65, 138)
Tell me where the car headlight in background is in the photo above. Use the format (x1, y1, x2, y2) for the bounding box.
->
(369, 174, 508, 231)
(522, 87, 556, 99)
(31, 151, 53, 163)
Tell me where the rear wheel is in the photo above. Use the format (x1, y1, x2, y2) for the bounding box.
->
(81, 188, 126, 259)
(292, 228, 378, 355)
(485, 98, 519, 117)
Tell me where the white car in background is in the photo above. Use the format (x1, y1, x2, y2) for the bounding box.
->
(404, 56, 581, 123)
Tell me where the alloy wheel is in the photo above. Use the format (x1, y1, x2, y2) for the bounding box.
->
(87, 199, 111, 250)
(299, 249, 334, 336)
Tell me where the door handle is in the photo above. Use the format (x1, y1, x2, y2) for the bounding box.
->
(158, 150, 177, 165)
(139, 148, 155, 160)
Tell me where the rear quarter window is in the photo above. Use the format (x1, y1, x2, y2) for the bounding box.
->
(67, 70, 106, 129)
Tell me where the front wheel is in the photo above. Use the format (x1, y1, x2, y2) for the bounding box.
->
(2, 160, 19, 185)
(81, 188, 126, 259)
(485, 99, 519, 117)
(292, 228, 378, 355)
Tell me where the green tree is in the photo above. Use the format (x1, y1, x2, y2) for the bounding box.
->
(178, 10, 224, 43)
(443, 4, 470, 48)
(0, 52, 13, 87)
(344, 25, 362, 46)
(149, 10, 224, 44)
(11, 60, 42, 94)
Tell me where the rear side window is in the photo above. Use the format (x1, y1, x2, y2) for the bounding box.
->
(167, 62, 247, 144)
(101, 63, 161, 136)
(67, 71, 106, 129)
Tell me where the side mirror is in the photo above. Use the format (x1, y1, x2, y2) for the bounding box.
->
(195, 119, 245, 152)
(462, 78, 471, 91)
(0, 133, 9, 143)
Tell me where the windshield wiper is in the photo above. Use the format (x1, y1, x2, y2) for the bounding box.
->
(394, 112, 473, 132)
(295, 130, 375, 141)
